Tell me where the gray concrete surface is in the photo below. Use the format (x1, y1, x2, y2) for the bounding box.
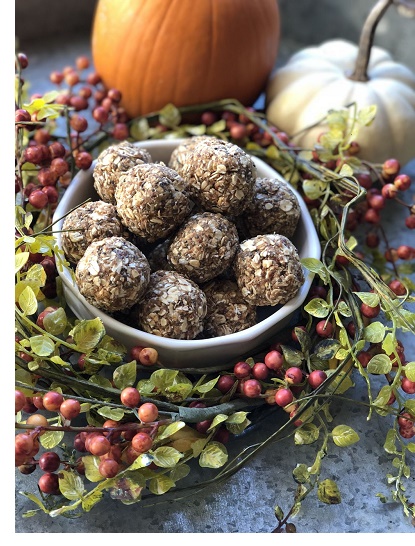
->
(14, 0, 415, 535)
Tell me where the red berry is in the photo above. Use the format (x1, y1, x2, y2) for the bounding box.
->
(264, 350, 284, 371)
(76, 56, 90, 70)
(131, 432, 153, 453)
(233, 361, 251, 379)
(357, 351, 371, 368)
(138, 347, 158, 366)
(130, 345, 145, 360)
(201, 111, 217, 125)
(15, 390, 27, 413)
(252, 362, 269, 381)
(398, 412, 414, 429)
(242, 378, 262, 398)
(382, 158, 400, 177)
(138, 402, 158, 423)
(368, 194, 385, 210)
(39, 452, 61, 472)
(397, 245, 413, 260)
(381, 184, 398, 199)
(285, 367, 303, 385)
(388, 279, 406, 296)
(393, 174, 411, 191)
(59, 399, 81, 420)
(275, 388, 294, 407)
(120, 387, 140, 408)
(195, 420, 212, 434)
(399, 427, 415, 439)
(88, 434, 111, 456)
(38, 472, 60, 495)
(49, 141, 66, 159)
(99, 458, 119, 478)
(356, 173, 373, 189)
(316, 320, 333, 338)
(308, 370, 327, 389)
(93, 106, 109, 124)
(112, 123, 129, 140)
(36, 306, 58, 328)
(28, 189, 49, 209)
(405, 215, 415, 229)
(401, 378, 415, 395)
(42, 391, 64, 411)
(217, 375, 236, 394)
(360, 303, 380, 318)
(364, 208, 381, 224)
(75, 151, 93, 170)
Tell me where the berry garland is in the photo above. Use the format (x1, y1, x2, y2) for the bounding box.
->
(14, 52, 415, 530)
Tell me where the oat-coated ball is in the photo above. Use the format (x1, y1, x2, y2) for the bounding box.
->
(75, 236, 151, 313)
(233, 234, 304, 306)
(115, 163, 193, 243)
(242, 177, 301, 239)
(168, 136, 223, 175)
(93, 141, 152, 204)
(137, 270, 207, 340)
(61, 200, 125, 264)
(167, 212, 239, 283)
(202, 279, 257, 337)
(176, 138, 256, 216)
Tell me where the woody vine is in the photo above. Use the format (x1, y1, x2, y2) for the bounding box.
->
(14, 49, 415, 531)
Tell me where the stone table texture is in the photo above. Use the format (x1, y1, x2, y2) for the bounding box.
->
(14, 1, 415, 536)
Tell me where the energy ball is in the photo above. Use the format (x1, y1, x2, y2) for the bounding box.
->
(233, 233, 304, 306)
(137, 270, 207, 340)
(202, 279, 257, 337)
(168, 136, 223, 175)
(167, 212, 239, 283)
(242, 177, 301, 239)
(114, 163, 193, 243)
(61, 200, 125, 264)
(75, 236, 151, 313)
(93, 141, 152, 204)
(177, 138, 257, 216)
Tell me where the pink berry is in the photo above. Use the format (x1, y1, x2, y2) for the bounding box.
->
(274, 388, 294, 407)
(308, 370, 327, 389)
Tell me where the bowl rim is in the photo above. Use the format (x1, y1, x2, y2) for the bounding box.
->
(52, 138, 321, 351)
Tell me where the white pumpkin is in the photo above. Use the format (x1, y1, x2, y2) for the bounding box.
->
(265, 39, 415, 165)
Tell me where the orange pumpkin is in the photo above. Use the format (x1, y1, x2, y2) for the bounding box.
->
(91, 0, 280, 118)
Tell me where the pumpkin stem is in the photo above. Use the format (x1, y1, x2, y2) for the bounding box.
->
(349, 0, 394, 82)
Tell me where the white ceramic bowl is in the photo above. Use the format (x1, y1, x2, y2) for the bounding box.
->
(52, 139, 321, 369)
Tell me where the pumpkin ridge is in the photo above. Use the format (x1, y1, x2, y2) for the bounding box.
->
(141, 0, 177, 113)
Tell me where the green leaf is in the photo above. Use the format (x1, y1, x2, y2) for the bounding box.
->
(151, 446, 183, 468)
(325, 370, 354, 395)
(294, 423, 320, 445)
(407, 443, 415, 454)
(383, 429, 398, 454)
(317, 479, 341, 504)
(82, 455, 104, 482)
(292, 463, 310, 484)
(59, 470, 85, 500)
(367, 354, 392, 375)
(225, 411, 249, 425)
(19, 492, 49, 514)
(148, 474, 176, 495)
(29, 335, 55, 357)
(159, 103, 181, 128)
(314, 339, 341, 360)
(193, 376, 219, 394)
(382, 333, 396, 355)
(97, 406, 125, 421)
(112, 360, 137, 390)
(169, 463, 191, 482)
(82, 489, 103, 512)
(274, 505, 284, 522)
(43, 307, 67, 336)
(300, 258, 329, 283)
(280, 345, 304, 367)
(332, 425, 360, 447)
(404, 362, 415, 382)
(339, 164, 354, 178)
(128, 453, 154, 471)
(199, 441, 228, 469)
(156, 421, 185, 441)
(15, 251, 29, 273)
(373, 385, 392, 409)
(353, 292, 380, 307)
(39, 429, 64, 449)
(209, 414, 229, 430)
(302, 178, 327, 200)
(71, 318, 106, 352)
(304, 298, 330, 318)
(18, 286, 38, 316)
(363, 321, 385, 343)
